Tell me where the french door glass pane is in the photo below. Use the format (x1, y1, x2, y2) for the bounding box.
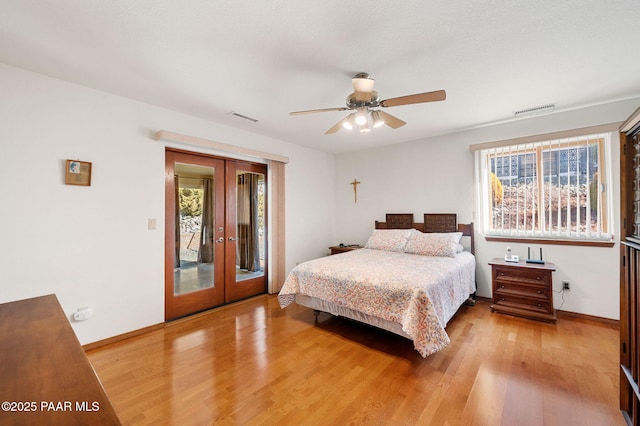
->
(235, 171, 265, 282)
(174, 163, 216, 295)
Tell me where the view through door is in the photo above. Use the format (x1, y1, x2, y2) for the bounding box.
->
(224, 161, 268, 303)
(165, 150, 267, 320)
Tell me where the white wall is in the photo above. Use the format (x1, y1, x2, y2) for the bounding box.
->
(336, 98, 640, 320)
(1, 61, 635, 344)
(0, 63, 336, 344)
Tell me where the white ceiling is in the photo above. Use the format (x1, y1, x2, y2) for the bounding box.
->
(2, 1, 640, 154)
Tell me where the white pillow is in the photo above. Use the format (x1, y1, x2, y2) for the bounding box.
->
(404, 232, 463, 258)
(436, 232, 463, 244)
(364, 229, 417, 252)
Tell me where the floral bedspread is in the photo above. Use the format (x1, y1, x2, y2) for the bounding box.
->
(278, 248, 476, 357)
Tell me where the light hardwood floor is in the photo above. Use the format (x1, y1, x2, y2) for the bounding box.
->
(87, 295, 624, 425)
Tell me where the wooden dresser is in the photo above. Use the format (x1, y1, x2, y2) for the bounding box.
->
(489, 258, 557, 323)
(0, 294, 121, 425)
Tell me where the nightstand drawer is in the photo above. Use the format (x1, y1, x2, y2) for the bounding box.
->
(493, 266, 550, 286)
(494, 281, 550, 300)
(493, 293, 552, 314)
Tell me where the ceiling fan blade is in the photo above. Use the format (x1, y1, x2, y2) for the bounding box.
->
(290, 107, 349, 116)
(380, 90, 446, 108)
(325, 117, 347, 134)
(377, 110, 406, 129)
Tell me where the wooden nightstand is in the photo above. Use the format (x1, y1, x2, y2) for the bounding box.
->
(329, 245, 362, 255)
(489, 258, 557, 323)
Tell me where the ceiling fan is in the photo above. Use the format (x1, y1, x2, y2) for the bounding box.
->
(289, 72, 446, 134)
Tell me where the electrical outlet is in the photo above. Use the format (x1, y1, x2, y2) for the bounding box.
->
(73, 307, 93, 321)
(562, 281, 571, 291)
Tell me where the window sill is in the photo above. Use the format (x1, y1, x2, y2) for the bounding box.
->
(484, 235, 615, 248)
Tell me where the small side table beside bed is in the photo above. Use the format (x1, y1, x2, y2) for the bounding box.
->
(329, 245, 362, 255)
(488, 258, 557, 323)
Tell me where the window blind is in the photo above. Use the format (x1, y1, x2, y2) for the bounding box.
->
(481, 132, 611, 241)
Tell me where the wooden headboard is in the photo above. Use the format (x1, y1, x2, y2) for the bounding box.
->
(375, 213, 475, 254)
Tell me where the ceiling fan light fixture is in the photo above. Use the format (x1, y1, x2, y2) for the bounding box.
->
(342, 113, 355, 130)
(371, 110, 385, 128)
(355, 109, 368, 126)
(289, 73, 446, 135)
(352, 73, 375, 93)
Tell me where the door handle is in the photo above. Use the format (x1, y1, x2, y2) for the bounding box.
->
(215, 237, 224, 243)
(228, 237, 238, 241)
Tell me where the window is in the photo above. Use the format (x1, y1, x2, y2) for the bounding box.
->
(477, 132, 612, 241)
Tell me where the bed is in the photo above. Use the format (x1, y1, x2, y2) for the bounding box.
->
(278, 213, 476, 357)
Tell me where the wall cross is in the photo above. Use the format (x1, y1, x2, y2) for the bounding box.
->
(351, 179, 361, 203)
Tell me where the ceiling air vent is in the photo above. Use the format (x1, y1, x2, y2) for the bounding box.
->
(514, 103, 556, 118)
(229, 111, 258, 123)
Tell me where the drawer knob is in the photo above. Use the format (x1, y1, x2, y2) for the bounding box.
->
(500, 285, 505, 289)
(537, 276, 541, 280)
(499, 272, 504, 276)
(537, 303, 542, 307)
(500, 297, 505, 301)
(537, 290, 542, 294)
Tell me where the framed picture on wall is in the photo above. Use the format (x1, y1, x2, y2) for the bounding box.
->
(65, 159, 92, 186)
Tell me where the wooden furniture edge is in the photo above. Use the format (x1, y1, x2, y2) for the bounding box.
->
(1, 294, 121, 424)
(491, 304, 557, 323)
(488, 258, 557, 271)
(329, 245, 362, 255)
